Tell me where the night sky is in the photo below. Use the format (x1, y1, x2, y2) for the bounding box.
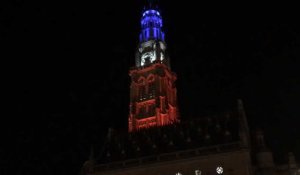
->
(2, 0, 300, 174)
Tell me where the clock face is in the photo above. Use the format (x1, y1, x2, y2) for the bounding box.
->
(141, 51, 155, 66)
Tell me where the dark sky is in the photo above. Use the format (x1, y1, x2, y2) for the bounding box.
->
(2, 0, 300, 174)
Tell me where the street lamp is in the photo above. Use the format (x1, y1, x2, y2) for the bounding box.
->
(216, 166, 223, 174)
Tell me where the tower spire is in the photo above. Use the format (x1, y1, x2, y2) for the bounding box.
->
(148, 0, 153, 8)
(237, 99, 250, 148)
(146, 0, 158, 9)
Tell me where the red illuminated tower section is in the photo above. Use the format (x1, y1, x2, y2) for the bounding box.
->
(128, 6, 180, 132)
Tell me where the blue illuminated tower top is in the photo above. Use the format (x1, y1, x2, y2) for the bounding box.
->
(139, 9, 165, 42)
(135, 3, 170, 68)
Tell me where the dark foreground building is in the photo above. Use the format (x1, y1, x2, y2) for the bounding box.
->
(81, 3, 299, 175)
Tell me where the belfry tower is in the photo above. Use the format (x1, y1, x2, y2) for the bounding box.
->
(128, 2, 180, 132)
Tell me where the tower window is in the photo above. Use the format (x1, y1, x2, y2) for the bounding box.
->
(153, 29, 157, 38)
(139, 85, 146, 100)
(148, 82, 155, 98)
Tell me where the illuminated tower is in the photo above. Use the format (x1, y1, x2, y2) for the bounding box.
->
(128, 3, 179, 132)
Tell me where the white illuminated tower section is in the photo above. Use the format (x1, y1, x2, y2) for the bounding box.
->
(128, 4, 180, 132)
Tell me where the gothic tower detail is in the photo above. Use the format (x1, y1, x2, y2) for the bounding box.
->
(128, 5, 179, 132)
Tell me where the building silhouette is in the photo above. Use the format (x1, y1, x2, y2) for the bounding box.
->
(80, 2, 299, 175)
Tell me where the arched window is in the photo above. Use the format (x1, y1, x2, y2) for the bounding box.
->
(147, 75, 155, 98)
(138, 105, 146, 118)
(139, 85, 146, 100)
(137, 77, 146, 100)
(149, 104, 156, 116)
(148, 82, 155, 98)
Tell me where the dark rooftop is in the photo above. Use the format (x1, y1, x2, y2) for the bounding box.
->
(96, 109, 242, 165)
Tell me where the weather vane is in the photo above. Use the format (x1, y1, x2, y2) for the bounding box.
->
(146, 0, 159, 9)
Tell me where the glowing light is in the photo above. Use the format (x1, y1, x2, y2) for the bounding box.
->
(195, 170, 201, 175)
(141, 51, 155, 66)
(216, 167, 223, 174)
(160, 52, 164, 61)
